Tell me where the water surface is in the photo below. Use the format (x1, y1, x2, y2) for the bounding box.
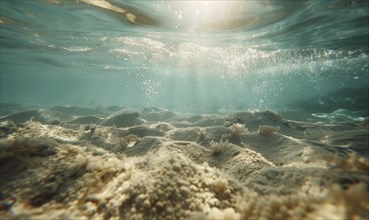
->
(1, 0, 368, 114)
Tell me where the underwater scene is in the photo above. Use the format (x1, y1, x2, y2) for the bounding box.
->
(0, 0, 368, 219)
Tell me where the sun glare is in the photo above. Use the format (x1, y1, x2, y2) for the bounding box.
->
(171, 1, 248, 30)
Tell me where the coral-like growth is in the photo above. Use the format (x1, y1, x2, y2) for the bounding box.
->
(118, 134, 140, 151)
(230, 123, 248, 138)
(325, 152, 369, 173)
(258, 125, 280, 136)
(205, 207, 240, 220)
(212, 178, 229, 193)
(198, 183, 369, 220)
(197, 128, 206, 140)
(210, 140, 232, 156)
(239, 183, 369, 220)
(0, 137, 58, 160)
(0, 120, 18, 138)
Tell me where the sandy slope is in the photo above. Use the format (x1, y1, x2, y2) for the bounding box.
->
(0, 106, 368, 219)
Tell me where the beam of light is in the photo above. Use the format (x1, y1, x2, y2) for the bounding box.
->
(183, 1, 237, 30)
(168, 1, 256, 31)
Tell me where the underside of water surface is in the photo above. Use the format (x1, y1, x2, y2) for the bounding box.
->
(0, 0, 368, 115)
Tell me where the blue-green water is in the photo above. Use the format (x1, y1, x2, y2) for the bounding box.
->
(1, 2, 369, 218)
(1, 0, 368, 114)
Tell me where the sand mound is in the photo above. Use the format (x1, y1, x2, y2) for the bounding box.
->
(49, 106, 100, 116)
(101, 111, 145, 128)
(0, 103, 29, 116)
(141, 107, 177, 122)
(0, 107, 368, 219)
(68, 116, 104, 125)
(1, 109, 74, 124)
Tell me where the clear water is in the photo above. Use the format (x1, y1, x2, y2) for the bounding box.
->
(1, 0, 368, 114)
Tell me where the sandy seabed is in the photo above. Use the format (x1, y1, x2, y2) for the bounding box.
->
(0, 105, 368, 220)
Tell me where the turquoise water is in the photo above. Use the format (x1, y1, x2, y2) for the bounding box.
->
(1, 0, 368, 114)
